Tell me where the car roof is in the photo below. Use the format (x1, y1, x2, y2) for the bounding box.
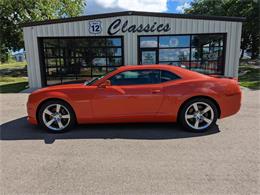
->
(118, 64, 172, 70)
(117, 64, 208, 79)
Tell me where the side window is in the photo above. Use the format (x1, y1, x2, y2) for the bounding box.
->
(160, 70, 180, 83)
(110, 70, 160, 86)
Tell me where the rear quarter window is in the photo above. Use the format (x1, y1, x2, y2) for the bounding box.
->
(160, 70, 181, 83)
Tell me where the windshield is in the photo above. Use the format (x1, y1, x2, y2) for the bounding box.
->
(84, 69, 115, 86)
(84, 75, 105, 86)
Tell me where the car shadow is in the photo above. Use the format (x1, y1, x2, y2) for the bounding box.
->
(0, 117, 220, 144)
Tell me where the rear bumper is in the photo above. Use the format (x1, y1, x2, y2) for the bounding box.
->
(219, 92, 241, 118)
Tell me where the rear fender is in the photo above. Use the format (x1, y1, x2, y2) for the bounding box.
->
(159, 83, 220, 120)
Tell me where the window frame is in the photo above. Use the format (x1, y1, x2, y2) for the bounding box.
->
(138, 33, 226, 76)
(38, 36, 124, 86)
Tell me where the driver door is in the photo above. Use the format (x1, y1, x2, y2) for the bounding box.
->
(92, 69, 164, 119)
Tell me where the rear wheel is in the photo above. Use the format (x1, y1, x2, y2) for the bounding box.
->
(179, 98, 218, 132)
(38, 100, 76, 132)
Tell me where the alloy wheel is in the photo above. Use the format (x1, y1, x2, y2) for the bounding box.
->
(184, 102, 214, 130)
(42, 104, 71, 131)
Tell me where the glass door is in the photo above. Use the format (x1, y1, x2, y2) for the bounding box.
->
(140, 49, 157, 64)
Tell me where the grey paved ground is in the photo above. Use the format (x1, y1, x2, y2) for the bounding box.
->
(0, 89, 259, 195)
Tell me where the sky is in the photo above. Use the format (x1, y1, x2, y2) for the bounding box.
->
(84, 0, 193, 15)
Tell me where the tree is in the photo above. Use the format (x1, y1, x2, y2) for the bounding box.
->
(185, 0, 259, 59)
(0, 0, 86, 63)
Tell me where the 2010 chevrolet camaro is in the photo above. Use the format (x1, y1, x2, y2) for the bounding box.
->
(27, 65, 241, 132)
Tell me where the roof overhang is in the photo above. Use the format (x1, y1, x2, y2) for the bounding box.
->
(21, 11, 246, 27)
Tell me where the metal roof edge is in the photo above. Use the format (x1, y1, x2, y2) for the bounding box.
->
(21, 11, 246, 27)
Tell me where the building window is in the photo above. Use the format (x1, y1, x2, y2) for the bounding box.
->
(139, 34, 225, 75)
(159, 36, 190, 47)
(40, 37, 123, 86)
(140, 36, 158, 48)
(159, 48, 190, 61)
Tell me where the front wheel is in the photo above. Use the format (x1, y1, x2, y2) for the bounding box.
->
(179, 98, 218, 132)
(38, 100, 76, 132)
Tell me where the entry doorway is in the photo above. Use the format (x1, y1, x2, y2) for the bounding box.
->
(140, 49, 158, 64)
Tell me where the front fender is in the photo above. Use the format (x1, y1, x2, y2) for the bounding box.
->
(27, 91, 73, 124)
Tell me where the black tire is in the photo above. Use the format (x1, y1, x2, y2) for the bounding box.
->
(179, 98, 218, 132)
(38, 100, 76, 133)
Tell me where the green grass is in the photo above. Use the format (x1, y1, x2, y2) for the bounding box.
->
(0, 76, 28, 93)
(0, 61, 26, 70)
(239, 81, 260, 90)
(238, 62, 260, 90)
(0, 61, 28, 93)
(0, 76, 28, 84)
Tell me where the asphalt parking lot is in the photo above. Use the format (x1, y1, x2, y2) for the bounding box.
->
(0, 88, 259, 194)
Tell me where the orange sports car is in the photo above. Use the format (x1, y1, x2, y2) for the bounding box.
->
(27, 65, 241, 133)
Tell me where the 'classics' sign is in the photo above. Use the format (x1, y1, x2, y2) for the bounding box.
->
(107, 19, 171, 35)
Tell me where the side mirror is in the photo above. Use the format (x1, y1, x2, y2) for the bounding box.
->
(98, 80, 111, 88)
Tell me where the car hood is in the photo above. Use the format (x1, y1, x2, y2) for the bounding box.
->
(32, 83, 87, 94)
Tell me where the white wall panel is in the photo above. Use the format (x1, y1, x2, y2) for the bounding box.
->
(23, 15, 243, 88)
(28, 28, 37, 87)
(23, 28, 33, 87)
(224, 22, 231, 76)
(191, 19, 196, 33)
(32, 29, 41, 86)
(233, 23, 242, 77)
(197, 20, 204, 33)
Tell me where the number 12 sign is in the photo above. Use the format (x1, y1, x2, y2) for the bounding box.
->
(89, 21, 102, 34)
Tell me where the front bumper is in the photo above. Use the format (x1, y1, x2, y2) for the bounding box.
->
(27, 100, 38, 125)
(27, 116, 38, 125)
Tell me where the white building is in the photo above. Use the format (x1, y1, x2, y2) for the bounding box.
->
(22, 11, 244, 88)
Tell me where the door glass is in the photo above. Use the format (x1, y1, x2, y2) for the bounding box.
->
(141, 51, 156, 64)
(110, 70, 160, 86)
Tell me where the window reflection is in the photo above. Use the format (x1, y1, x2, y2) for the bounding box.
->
(108, 57, 122, 66)
(159, 48, 190, 61)
(159, 61, 190, 68)
(43, 39, 59, 48)
(140, 34, 225, 75)
(90, 38, 106, 47)
(140, 37, 157, 48)
(92, 58, 106, 66)
(42, 37, 123, 85)
(190, 61, 223, 74)
(92, 67, 107, 76)
(191, 47, 223, 61)
(107, 38, 121, 47)
(47, 77, 61, 85)
(191, 34, 224, 47)
(107, 48, 122, 56)
(159, 36, 190, 47)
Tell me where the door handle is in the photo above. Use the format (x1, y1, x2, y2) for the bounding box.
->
(151, 89, 161, 94)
